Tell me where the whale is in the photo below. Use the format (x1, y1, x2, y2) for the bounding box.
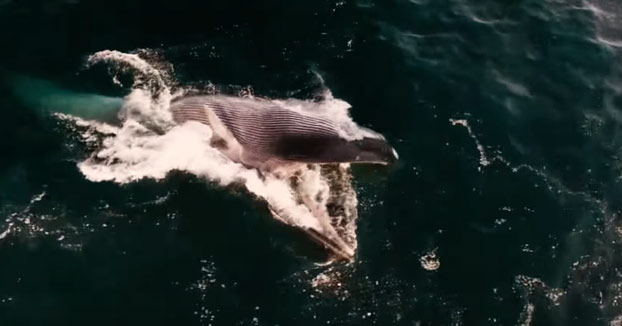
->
(170, 95, 398, 172)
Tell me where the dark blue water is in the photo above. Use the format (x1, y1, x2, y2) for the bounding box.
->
(1, 0, 622, 325)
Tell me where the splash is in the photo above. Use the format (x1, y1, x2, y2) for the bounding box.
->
(57, 49, 363, 261)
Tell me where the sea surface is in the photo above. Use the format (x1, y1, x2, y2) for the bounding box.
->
(1, 0, 622, 325)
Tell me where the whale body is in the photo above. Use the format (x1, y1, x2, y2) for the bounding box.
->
(170, 95, 398, 171)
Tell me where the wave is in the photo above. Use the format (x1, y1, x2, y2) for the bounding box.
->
(583, 0, 622, 49)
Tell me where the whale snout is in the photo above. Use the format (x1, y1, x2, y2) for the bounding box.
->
(352, 138, 399, 165)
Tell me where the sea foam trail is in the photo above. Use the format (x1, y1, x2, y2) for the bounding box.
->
(58, 50, 362, 258)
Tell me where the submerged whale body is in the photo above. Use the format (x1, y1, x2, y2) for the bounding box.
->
(170, 95, 398, 171)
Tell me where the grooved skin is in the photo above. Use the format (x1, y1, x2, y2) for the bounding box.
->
(170, 95, 393, 166)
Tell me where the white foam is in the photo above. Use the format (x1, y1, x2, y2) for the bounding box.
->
(87, 50, 169, 90)
(76, 118, 323, 230)
(273, 93, 384, 141)
(420, 249, 440, 271)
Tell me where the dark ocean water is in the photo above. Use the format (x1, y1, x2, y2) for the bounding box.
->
(1, 0, 622, 325)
